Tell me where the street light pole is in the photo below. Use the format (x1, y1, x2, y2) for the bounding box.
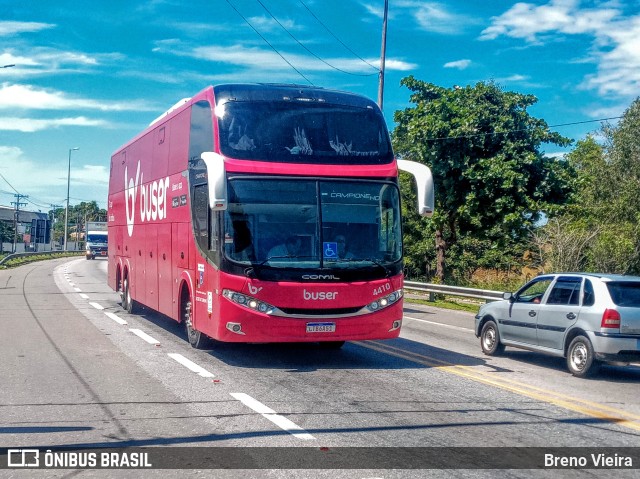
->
(63, 147, 79, 251)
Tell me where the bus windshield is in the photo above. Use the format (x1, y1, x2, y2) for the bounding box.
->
(223, 179, 401, 271)
(217, 101, 393, 165)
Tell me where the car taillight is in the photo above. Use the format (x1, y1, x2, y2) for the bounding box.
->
(601, 308, 621, 328)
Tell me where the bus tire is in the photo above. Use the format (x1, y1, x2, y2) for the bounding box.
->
(123, 276, 139, 314)
(181, 287, 211, 349)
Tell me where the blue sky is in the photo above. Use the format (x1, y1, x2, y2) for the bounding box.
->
(1, 0, 639, 211)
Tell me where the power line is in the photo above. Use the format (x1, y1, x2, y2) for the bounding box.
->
(256, 0, 377, 77)
(0, 172, 19, 194)
(423, 116, 623, 142)
(298, 0, 379, 72)
(224, 0, 313, 85)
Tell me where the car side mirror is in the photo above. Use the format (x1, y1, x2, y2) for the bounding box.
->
(503, 292, 514, 302)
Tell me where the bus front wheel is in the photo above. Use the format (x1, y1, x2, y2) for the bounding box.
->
(181, 287, 211, 350)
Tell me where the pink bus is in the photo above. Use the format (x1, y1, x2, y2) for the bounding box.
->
(107, 84, 433, 348)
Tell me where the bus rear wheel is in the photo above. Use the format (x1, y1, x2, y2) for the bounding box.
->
(122, 276, 138, 314)
(181, 287, 211, 350)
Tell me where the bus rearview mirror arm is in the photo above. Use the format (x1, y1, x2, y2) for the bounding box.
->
(201, 152, 228, 211)
(397, 159, 434, 217)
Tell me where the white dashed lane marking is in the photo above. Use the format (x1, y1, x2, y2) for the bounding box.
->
(104, 312, 128, 325)
(130, 328, 161, 345)
(167, 353, 215, 378)
(230, 392, 315, 441)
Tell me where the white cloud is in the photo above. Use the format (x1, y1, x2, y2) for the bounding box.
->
(0, 83, 155, 112)
(0, 21, 55, 36)
(0, 145, 23, 162)
(0, 116, 108, 132)
(479, 0, 619, 42)
(444, 59, 471, 70)
(480, 1, 640, 99)
(361, 2, 386, 19)
(158, 42, 416, 73)
(246, 16, 300, 32)
(0, 146, 108, 206)
(397, 1, 479, 34)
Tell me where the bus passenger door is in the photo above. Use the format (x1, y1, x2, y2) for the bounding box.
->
(191, 185, 212, 334)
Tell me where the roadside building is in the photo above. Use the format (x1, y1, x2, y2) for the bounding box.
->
(0, 205, 51, 253)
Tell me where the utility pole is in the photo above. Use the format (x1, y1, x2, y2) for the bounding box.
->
(64, 147, 79, 251)
(11, 194, 28, 253)
(377, 0, 389, 110)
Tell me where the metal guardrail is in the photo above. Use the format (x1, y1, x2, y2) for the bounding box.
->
(0, 250, 83, 266)
(404, 280, 505, 302)
(0, 253, 506, 302)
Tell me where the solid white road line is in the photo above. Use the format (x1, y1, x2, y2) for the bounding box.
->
(104, 312, 128, 325)
(230, 392, 315, 441)
(130, 328, 161, 345)
(167, 353, 214, 378)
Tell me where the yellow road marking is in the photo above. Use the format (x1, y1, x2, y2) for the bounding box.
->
(359, 340, 640, 432)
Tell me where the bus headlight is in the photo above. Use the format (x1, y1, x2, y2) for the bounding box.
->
(367, 288, 403, 312)
(223, 289, 275, 315)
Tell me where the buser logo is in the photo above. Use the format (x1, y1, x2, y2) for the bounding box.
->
(303, 289, 338, 300)
(124, 160, 170, 237)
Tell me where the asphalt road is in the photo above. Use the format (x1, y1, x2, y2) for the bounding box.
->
(0, 257, 638, 478)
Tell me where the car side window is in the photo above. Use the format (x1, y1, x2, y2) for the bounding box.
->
(583, 279, 595, 306)
(515, 278, 553, 304)
(547, 277, 582, 305)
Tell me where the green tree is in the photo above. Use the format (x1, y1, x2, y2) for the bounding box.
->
(559, 99, 640, 274)
(393, 77, 574, 282)
(49, 201, 106, 247)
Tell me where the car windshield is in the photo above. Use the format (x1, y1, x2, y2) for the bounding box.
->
(606, 282, 640, 307)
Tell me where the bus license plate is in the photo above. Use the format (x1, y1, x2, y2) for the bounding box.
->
(306, 322, 336, 333)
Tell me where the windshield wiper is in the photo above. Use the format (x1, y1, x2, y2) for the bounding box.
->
(361, 258, 392, 277)
(325, 257, 392, 277)
(244, 255, 317, 277)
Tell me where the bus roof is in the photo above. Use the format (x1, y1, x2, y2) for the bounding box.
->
(213, 83, 379, 110)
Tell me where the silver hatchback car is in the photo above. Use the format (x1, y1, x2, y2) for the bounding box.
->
(475, 273, 640, 377)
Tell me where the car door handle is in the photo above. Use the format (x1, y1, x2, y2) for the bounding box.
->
(566, 312, 576, 320)
(528, 310, 537, 317)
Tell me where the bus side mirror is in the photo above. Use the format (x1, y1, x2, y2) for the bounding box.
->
(397, 159, 434, 217)
(201, 152, 227, 211)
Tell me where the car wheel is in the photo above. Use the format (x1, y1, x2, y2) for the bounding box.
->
(480, 320, 505, 356)
(567, 335, 600, 378)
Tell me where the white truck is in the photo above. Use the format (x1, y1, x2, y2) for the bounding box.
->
(85, 221, 108, 260)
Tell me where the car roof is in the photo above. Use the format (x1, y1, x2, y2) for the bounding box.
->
(551, 273, 640, 282)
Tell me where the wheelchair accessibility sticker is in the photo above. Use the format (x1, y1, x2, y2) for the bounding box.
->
(323, 242, 338, 259)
